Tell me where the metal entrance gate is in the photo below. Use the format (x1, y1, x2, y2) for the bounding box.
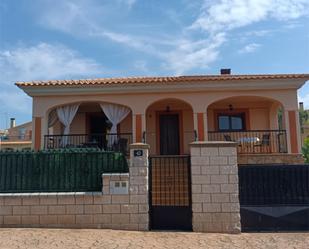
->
(149, 155, 192, 230)
(239, 164, 309, 231)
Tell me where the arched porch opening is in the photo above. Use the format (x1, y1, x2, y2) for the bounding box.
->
(45, 101, 132, 153)
(145, 98, 195, 155)
(207, 96, 287, 154)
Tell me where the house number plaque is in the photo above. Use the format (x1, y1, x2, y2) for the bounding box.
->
(134, 150, 143, 157)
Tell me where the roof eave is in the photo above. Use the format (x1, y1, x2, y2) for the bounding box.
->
(16, 78, 307, 97)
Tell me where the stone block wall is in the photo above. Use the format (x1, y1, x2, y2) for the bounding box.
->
(238, 153, 304, 165)
(190, 141, 241, 233)
(0, 192, 139, 229)
(0, 143, 150, 231)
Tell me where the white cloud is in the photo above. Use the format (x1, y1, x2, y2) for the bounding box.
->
(37, 0, 94, 34)
(164, 33, 226, 75)
(116, 0, 137, 9)
(238, 43, 261, 54)
(0, 42, 103, 118)
(33, 0, 224, 74)
(245, 29, 273, 37)
(0, 90, 31, 114)
(133, 60, 148, 72)
(33, 0, 309, 75)
(0, 42, 102, 83)
(191, 0, 309, 33)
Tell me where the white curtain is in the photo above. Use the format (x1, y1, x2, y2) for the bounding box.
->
(100, 103, 130, 147)
(56, 104, 80, 146)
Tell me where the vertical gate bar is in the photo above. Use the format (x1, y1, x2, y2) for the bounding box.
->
(178, 156, 180, 206)
(161, 157, 164, 206)
(182, 156, 184, 206)
(172, 156, 174, 206)
(175, 156, 178, 206)
(168, 156, 171, 206)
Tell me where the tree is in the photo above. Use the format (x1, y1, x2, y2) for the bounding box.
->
(299, 109, 309, 133)
(302, 137, 309, 163)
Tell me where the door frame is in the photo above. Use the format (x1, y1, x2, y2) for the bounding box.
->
(155, 110, 184, 155)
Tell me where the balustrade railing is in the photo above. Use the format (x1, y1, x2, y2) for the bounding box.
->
(208, 130, 287, 154)
(44, 133, 132, 155)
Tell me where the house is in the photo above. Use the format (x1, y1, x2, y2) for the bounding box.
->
(9, 70, 309, 232)
(0, 119, 32, 151)
(16, 70, 309, 164)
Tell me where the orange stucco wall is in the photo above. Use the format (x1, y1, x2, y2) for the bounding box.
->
(32, 87, 300, 154)
(289, 110, 298, 153)
(145, 99, 194, 155)
(207, 97, 276, 131)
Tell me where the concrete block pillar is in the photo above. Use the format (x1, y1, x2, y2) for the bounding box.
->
(129, 143, 150, 230)
(190, 141, 241, 233)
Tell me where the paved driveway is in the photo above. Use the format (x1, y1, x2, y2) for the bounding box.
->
(0, 229, 308, 249)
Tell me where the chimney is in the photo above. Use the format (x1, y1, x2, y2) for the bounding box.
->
(220, 68, 231, 75)
(299, 102, 304, 111)
(10, 118, 16, 128)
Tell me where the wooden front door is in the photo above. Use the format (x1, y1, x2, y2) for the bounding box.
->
(89, 115, 106, 135)
(88, 114, 107, 149)
(159, 114, 180, 155)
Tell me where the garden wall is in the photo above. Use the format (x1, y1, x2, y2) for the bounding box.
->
(0, 144, 149, 230)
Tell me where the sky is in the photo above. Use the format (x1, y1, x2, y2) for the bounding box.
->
(0, 0, 309, 129)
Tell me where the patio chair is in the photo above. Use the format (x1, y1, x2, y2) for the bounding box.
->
(254, 133, 270, 152)
(224, 134, 233, 141)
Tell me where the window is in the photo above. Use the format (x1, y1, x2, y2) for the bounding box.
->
(218, 113, 245, 131)
(19, 128, 26, 139)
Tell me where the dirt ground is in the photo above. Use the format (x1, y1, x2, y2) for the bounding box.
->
(0, 229, 308, 249)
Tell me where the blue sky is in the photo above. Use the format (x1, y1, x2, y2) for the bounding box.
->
(0, 0, 309, 129)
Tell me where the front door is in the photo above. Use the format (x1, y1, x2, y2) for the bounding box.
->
(159, 114, 180, 155)
(88, 114, 107, 148)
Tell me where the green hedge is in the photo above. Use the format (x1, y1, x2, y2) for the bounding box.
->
(0, 148, 128, 193)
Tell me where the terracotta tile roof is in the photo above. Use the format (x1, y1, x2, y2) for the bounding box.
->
(15, 74, 309, 87)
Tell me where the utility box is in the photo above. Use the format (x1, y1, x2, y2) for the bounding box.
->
(110, 180, 129, 194)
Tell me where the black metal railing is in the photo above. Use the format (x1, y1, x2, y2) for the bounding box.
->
(239, 164, 309, 206)
(144, 131, 196, 144)
(0, 149, 129, 193)
(208, 130, 287, 154)
(0, 134, 32, 142)
(44, 133, 132, 155)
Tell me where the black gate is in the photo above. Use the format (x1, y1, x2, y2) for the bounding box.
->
(239, 164, 309, 231)
(149, 155, 192, 230)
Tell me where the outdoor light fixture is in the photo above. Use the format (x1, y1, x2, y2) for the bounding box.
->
(166, 106, 170, 112)
(229, 104, 233, 111)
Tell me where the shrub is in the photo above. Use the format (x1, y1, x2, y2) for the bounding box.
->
(302, 137, 309, 163)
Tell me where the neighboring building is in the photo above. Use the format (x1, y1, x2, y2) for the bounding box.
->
(0, 119, 32, 151)
(16, 71, 309, 164)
